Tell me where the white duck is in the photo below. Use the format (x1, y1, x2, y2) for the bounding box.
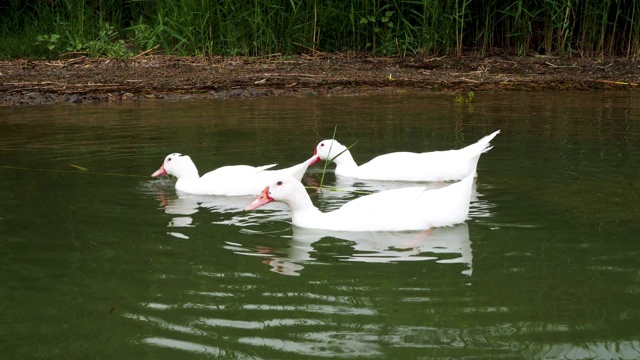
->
(245, 172, 475, 231)
(310, 130, 500, 182)
(151, 153, 317, 196)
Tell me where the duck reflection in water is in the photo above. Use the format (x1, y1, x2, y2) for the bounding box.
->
(228, 223, 472, 277)
(154, 189, 290, 234)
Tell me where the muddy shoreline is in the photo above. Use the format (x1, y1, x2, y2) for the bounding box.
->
(1, 53, 639, 106)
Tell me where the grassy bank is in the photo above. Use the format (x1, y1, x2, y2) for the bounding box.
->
(1, 0, 639, 59)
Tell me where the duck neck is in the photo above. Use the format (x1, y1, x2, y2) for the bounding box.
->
(180, 162, 200, 180)
(173, 161, 201, 191)
(288, 195, 324, 227)
(285, 191, 318, 213)
(330, 149, 359, 174)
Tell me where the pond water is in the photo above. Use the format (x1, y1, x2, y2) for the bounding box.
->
(1, 91, 639, 359)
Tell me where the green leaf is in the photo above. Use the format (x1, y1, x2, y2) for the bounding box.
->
(359, 17, 368, 24)
(68, 163, 89, 171)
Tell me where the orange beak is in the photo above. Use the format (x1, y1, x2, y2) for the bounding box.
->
(309, 148, 321, 166)
(245, 186, 274, 210)
(151, 164, 167, 177)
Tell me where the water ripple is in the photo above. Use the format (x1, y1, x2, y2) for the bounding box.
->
(142, 338, 225, 357)
(226, 223, 472, 276)
(237, 334, 382, 358)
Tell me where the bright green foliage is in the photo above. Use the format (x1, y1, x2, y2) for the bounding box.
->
(37, 23, 132, 58)
(35, 34, 61, 51)
(1, 0, 639, 59)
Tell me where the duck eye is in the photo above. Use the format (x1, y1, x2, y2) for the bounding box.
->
(276, 181, 283, 186)
(320, 143, 324, 147)
(167, 158, 172, 162)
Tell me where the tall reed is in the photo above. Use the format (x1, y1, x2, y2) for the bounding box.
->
(1, 0, 638, 59)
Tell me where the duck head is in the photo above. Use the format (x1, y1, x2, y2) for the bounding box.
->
(151, 153, 199, 179)
(312, 139, 348, 164)
(245, 177, 307, 211)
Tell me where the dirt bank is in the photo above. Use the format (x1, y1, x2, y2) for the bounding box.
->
(1, 53, 639, 106)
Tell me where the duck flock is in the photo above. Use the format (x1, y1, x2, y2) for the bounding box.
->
(151, 130, 500, 232)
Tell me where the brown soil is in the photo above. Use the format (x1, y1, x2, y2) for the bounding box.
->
(1, 53, 639, 106)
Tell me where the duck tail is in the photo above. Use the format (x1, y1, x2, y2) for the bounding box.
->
(284, 156, 316, 181)
(464, 130, 501, 155)
(255, 163, 278, 173)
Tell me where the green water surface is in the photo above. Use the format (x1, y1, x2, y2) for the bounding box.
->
(1, 91, 639, 359)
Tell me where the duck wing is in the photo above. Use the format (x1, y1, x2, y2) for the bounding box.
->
(201, 163, 277, 180)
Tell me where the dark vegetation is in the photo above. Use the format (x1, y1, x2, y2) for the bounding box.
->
(1, 0, 639, 59)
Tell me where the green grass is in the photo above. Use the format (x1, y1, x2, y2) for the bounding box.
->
(1, 0, 639, 59)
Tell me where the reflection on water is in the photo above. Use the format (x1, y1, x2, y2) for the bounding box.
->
(228, 224, 471, 277)
(149, 180, 292, 237)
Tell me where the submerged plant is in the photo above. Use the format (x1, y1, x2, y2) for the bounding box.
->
(454, 91, 475, 104)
